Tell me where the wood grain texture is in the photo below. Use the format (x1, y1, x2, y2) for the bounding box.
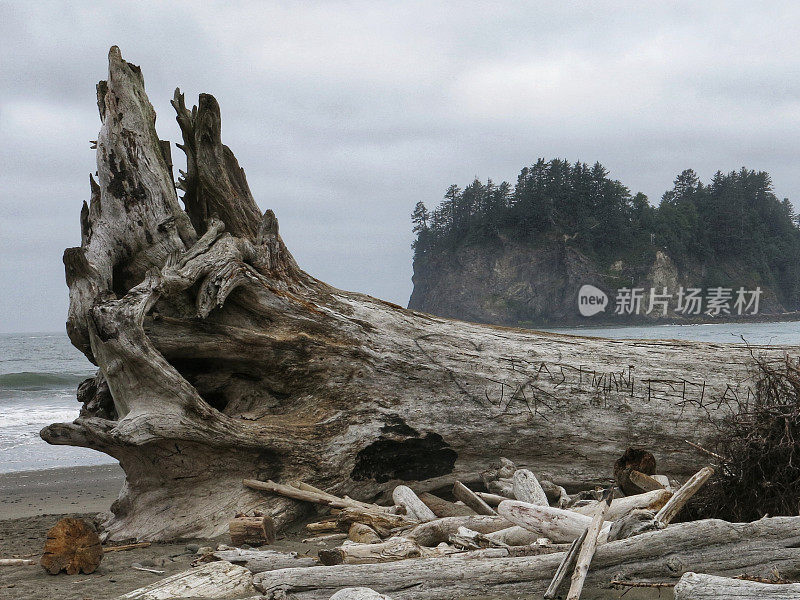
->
(40, 518, 102, 575)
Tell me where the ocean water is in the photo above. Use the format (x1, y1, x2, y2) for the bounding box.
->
(0, 333, 110, 473)
(1, 323, 798, 474)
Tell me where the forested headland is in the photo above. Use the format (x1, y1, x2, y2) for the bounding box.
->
(409, 160, 800, 325)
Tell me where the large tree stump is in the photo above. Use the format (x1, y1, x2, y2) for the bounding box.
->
(39, 46, 799, 542)
(40, 518, 102, 575)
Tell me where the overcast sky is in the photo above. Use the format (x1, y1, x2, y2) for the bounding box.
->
(2, 1, 800, 333)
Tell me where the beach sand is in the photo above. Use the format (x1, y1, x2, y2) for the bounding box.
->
(0, 466, 671, 600)
(0, 465, 326, 600)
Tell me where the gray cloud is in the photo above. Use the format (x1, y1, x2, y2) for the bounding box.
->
(2, 1, 799, 332)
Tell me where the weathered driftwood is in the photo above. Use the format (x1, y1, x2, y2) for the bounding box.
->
(213, 548, 316, 573)
(418, 492, 475, 517)
(40, 517, 103, 575)
(319, 538, 422, 565)
(453, 481, 496, 515)
(243, 480, 385, 512)
(253, 516, 800, 599)
(674, 572, 800, 599)
(571, 488, 671, 520)
(485, 525, 544, 546)
(607, 509, 663, 541)
(656, 466, 714, 525)
(131, 563, 164, 574)
(566, 490, 613, 600)
(43, 47, 796, 541)
(119, 561, 256, 599)
(330, 588, 393, 600)
(448, 526, 505, 550)
(540, 480, 570, 507)
(307, 518, 344, 533)
(498, 500, 599, 543)
(0, 559, 37, 566)
(336, 508, 415, 537)
(229, 515, 275, 546)
(512, 469, 548, 506)
(544, 529, 588, 599)
(104, 542, 152, 552)
(348, 523, 382, 544)
(405, 515, 511, 546)
(474, 491, 510, 506)
(303, 533, 349, 543)
(614, 448, 657, 495)
(628, 469, 665, 492)
(392, 486, 436, 522)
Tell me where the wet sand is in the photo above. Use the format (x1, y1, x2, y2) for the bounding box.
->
(0, 464, 124, 520)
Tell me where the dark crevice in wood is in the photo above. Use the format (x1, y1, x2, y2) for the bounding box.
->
(351, 433, 458, 483)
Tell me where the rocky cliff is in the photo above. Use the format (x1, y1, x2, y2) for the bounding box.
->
(409, 236, 787, 327)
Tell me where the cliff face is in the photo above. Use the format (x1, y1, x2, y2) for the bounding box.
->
(409, 238, 786, 326)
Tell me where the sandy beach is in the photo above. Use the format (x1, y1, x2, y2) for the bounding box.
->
(0, 465, 326, 600)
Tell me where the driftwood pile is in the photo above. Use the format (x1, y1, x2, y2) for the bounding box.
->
(114, 455, 800, 600)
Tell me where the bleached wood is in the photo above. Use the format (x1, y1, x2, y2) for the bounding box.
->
(474, 491, 510, 506)
(348, 523, 382, 544)
(392, 486, 436, 522)
(0, 559, 37, 566)
(486, 525, 544, 546)
(656, 467, 714, 525)
(566, 490, 613, 600)
(498, 500, 601, 543)
(212, 548, 316, 573)
(244, 480, 385, 512)
(43, 47, 797, 542)
(329, 588, 393, 600)
(119, 561, 256, 599)
(336, 508, 416, 537)
(253, 516, 800, 600)
(571, 489, 672, 520)
(544, 529, 587, 599)
(512, 469, 549, 506)
(406, 515, 512, 546)
(674, 572, 800, 599)
(418, 492, 475, 517)
(319, 538, 422, 565)
(453, 481, 496, 516)
(628, 470, 665, 492)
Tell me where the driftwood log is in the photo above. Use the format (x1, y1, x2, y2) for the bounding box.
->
(212, 548, 317, 573)
(40, 46, 798, 541)
(119, 561, 256, 599)
(674, 572, 800, 599)
(40, 517, 103, 575)
(228, 515, 275, 546)
(253, 517, 800, 599)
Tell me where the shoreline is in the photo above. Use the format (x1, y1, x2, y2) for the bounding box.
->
(0, 463, 124, 520)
